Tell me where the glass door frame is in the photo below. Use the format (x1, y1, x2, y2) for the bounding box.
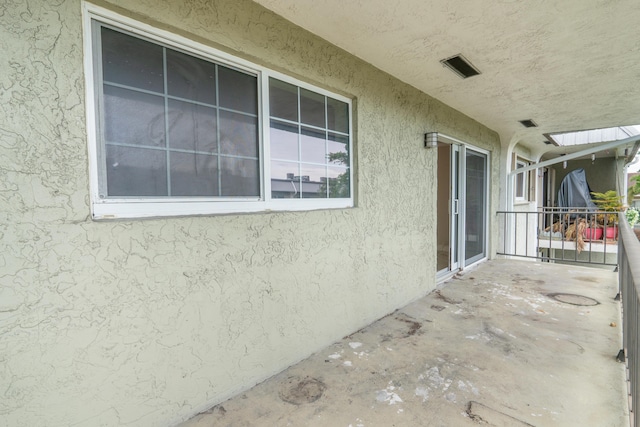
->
(436, 137, 490, 279)
(463, 146, 489, 266)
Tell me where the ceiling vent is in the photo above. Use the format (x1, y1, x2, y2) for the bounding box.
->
(519, 119, 538, 128)
(440, 54, 481, 79)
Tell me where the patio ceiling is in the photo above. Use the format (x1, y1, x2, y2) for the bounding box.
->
(252, 0, 640, 158)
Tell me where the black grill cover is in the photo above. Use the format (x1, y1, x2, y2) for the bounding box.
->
(557, 168, 597, 209)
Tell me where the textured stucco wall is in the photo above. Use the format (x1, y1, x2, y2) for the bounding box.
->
(0, 1, 500, 425)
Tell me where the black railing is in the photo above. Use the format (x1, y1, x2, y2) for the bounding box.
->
(619, 213, 640, 427)
(496, 207, 619, 266)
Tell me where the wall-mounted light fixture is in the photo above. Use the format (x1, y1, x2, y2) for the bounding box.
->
(563, 160, 567, 169)
(424, 132, 438, 148)
(591, 153, 596, 164)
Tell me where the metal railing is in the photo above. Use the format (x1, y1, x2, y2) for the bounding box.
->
(496, 207, 620, 266)
(619, 213, 640, 427)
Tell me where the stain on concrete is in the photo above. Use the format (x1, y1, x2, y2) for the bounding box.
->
(431, 304, 446, 312)
(467, 401, 535, 426)
(278, 376, 326, 405)
(394, 313, 422, 337)
(575, 276, 598, 283)
(511, 274, 545, 286)
(547, 293, 599, 306)
(434, 289, 462, 305)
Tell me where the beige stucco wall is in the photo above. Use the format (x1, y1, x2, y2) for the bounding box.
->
(0, 1, 500, 425)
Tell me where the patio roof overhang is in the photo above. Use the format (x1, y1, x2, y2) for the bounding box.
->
(508, 134, 640, 178)
(252, 0, 640, 153)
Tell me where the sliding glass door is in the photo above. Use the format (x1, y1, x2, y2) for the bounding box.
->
(437, 143, 488, 275)
(464, 150, 487, 265)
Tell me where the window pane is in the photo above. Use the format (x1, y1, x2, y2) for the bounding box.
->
(327, 133, 348, 166)
(271, 161, 299, 199)
(328, 166, 350, 198)
(166, 49, 216, 104)
(101, 27, 164, 92)
(465, 151, 487, 262)
(219, 111, 258, 157)
(218, 66, 257, 114)
(104, 85, 165, 147)
(167, 99, 217, 152)
(300, 164, 326, 198)
(170, 152, 218, 196)
(220, 157, 259, 196)
(301, 127, 326, 164)
(327, 98, 349, 133)
(300, 88, 325, 127)
(516, 162, 525, 198)
(269, 79, 298, 121)
(270, 120, 299, 161)
(106, 145, 167, 196)
(516, 173, 524, 197)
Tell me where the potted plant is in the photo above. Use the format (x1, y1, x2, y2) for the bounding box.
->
(591, 190, 624, 239)
(583, 218, 603, 240)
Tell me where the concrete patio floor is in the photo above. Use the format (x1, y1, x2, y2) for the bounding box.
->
(179, 259, 628, 427)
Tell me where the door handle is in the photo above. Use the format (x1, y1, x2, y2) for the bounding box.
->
(453, 199, 459, 215)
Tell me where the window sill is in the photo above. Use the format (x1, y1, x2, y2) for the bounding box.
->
(91, 199, 354, 220)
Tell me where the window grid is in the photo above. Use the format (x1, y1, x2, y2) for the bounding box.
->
(323, 97, 328, 198)
(99, 27, 260, 199)
(85, 5, 353, 218)
(215, 64, 222, 196)
(296, 86, 302, 199)
(269, 82, 350, 200)
(162, 48, 171, 196)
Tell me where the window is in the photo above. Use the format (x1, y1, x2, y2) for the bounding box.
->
(514, 157, 532, 202)
(84, 5, 352, 219)
(269, 79, 350, 199)
(515, 160, 526, 200)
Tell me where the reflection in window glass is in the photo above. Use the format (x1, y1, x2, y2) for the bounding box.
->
(300, 164, 327, 198)
(90, 17, 353, 216)
(327, 133, 348, 165)
(301, 127, 326, 164)
(167, 100, 217, 152)
(328, 166, 349, 198)
(327, 98, 349, 133)
(97, 24, 259, 199)
(166, 49, 217, 104)
(270, 121, 299, 161)
(269, 77, 351, 200)
(300, 88, 325, 128)
(465, 151, 487, 262)
(269, 79, 298, 121)
(219, 111, 258, 157)
(271, 160, 300, 199)
(104, 86, 165, 147)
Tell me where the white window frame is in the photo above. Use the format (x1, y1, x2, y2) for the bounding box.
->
(82, 3, 353, 220)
